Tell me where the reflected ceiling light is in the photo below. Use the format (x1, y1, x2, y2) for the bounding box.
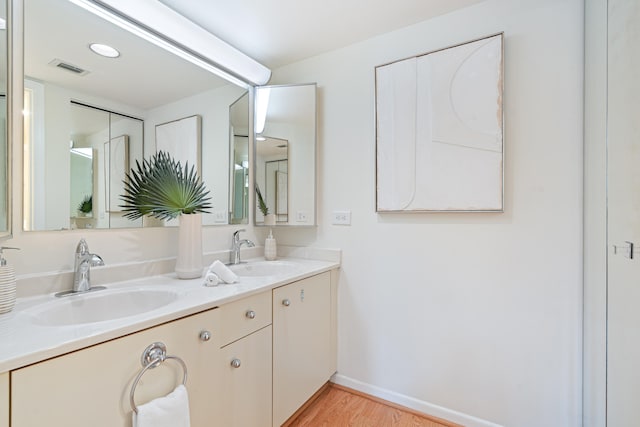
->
(256, 136, 266, 141)
(68, 0, 271, 88)
(70, 147, 93, 159)
(255, 87, 271, 134)
(89, 43, 120, 58)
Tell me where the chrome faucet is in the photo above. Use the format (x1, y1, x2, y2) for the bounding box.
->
(230, 229, 255, 265)
(71, 238, 105, 293)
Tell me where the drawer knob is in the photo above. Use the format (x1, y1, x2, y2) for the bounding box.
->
(230, 358, 242, 368)
(282, 299, 291, 307)
(245, 310, 256, 319)
(199, 330, 212, 342)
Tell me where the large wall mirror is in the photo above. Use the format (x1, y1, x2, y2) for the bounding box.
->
(229, 92, 249, 225)
(0, 0, 8, 238)
(23, 0, 249, 231)
(254, 84, 316, 227)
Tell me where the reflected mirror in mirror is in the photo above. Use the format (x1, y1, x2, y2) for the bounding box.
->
(230, 92, 249, 224)
(255, 84, 316, 226)
(0, 0, 8, 236)
(256, 137, 288, 223)
(23, 0, 248, 231)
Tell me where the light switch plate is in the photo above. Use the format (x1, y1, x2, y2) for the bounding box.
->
(296, 211, 308, 222)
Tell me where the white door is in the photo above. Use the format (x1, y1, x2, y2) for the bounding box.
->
(607, 1, 640, 425)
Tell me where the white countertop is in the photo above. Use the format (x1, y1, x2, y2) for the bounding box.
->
(0, 256, 339, 373)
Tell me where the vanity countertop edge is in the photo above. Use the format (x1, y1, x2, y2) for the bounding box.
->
(0, 256, 340, 373)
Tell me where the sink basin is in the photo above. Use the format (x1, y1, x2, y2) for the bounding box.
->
(229, 261, 301, 278)
(26, 288, 180, 326)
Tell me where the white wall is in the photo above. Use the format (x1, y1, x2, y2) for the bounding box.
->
(271, 0, 584, 426)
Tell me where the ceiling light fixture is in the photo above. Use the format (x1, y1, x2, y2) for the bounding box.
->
(89, 43, 120, 58)
(68, 0, 271, 88)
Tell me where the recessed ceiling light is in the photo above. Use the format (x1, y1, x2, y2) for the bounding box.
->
(89, 43, 120, 58)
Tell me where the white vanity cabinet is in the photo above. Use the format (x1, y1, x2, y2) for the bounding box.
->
(272, 271, 336, 426)
(0, 373, 8, 427)
(218, 291, 273, 427)
(10, 308, 221, 427)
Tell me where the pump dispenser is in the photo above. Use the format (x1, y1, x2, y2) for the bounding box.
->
(264, 229, 277, 261)
(0, 247, 19, 314)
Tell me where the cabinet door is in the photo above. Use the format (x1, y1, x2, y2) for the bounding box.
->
(0, 372, 7, 427)
(273, 272, 332, 426)
(220, 325, 272, 427)
(11, 309, 221, 427)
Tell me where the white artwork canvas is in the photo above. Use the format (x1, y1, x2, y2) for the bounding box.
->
(376, 33, 504, 212)
(155, 115, 202, 174)
(104, 135, 129, 213)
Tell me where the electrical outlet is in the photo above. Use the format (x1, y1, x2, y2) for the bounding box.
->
(332, 210, 351, 225)
(296, 211, 308, 222)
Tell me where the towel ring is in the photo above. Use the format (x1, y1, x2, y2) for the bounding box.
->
(129, 342, 188, 414)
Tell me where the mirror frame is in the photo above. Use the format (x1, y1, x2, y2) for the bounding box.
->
(253, 83, 317, 227)
(0, 0, 12, 240)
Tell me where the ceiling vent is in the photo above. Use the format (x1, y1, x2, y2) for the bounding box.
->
(48, 59, 90, 76)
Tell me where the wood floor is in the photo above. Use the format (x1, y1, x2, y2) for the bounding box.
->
(286, 384, 462, 427)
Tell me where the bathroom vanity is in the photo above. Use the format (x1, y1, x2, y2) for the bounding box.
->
(0, 256, 339, 427)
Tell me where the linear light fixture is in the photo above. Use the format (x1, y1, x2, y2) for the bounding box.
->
(255, 87, 271, 134)
(68, 0, 271, 88)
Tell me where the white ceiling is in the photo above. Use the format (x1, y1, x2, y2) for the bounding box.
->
(157, 0, 486, 69)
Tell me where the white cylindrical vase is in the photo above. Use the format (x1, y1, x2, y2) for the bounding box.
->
(264, 213, 276, 226)
(175, 213, 203, 279)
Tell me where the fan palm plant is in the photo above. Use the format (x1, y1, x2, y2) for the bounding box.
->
(78, 195, 92, 215)
(120, 151, 212, 220)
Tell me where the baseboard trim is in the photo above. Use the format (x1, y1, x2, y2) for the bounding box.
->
(331, 374, 504, 427)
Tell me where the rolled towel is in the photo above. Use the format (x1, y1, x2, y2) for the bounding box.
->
(203, 271, 220, 287)
(133, 384, 191, 427)
(208, 260, 238, 284)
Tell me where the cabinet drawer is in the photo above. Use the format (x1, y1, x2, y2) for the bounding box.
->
(219, 291, 272, 346)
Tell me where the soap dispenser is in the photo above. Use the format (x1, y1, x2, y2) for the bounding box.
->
(264, 229, 277, 261)
(0, 246, 19, 314)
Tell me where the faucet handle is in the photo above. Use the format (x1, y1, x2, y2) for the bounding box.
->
(76, 238, 89, 255)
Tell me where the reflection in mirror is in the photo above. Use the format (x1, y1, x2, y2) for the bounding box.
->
(256, 137, 288, 223)
(229, 92, 249, 224)
(0, 0, 8, 236)
(255, 84, 316, 226)
(23, 0, 247, 231)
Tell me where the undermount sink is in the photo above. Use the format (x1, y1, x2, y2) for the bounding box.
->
(229, 261, 301, 278)
(26, 287, 180, 326)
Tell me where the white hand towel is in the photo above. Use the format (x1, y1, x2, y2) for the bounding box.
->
(208, 260, 238, 284)
(133, 384, 191, 427)
(203, 271, 220, 287)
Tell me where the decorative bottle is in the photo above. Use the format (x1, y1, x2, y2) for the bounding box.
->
(264, 229, 277, 261)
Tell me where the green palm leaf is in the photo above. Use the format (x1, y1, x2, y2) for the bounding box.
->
(255, 183, 269, 216)
(120, 151, 212, 220)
